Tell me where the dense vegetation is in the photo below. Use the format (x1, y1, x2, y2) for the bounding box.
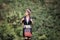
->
(0, 0, 60, 40)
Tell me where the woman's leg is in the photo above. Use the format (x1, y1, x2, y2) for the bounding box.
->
(24, 37, 28, 40)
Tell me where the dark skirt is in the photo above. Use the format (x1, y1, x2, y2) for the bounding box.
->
(23, 28, 32, 37)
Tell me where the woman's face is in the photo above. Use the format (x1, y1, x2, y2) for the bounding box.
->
(25, 11, 29, 16)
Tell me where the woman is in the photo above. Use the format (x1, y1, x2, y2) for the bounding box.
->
(21, 8, 33, 40)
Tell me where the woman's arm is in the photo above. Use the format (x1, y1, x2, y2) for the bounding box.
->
(31, 19, 33, 25)
(21, 18, 24, 24)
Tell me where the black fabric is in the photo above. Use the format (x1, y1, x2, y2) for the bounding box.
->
(22, 16, 32, 25)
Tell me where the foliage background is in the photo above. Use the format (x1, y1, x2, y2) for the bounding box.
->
(0, 0, 60, 40)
